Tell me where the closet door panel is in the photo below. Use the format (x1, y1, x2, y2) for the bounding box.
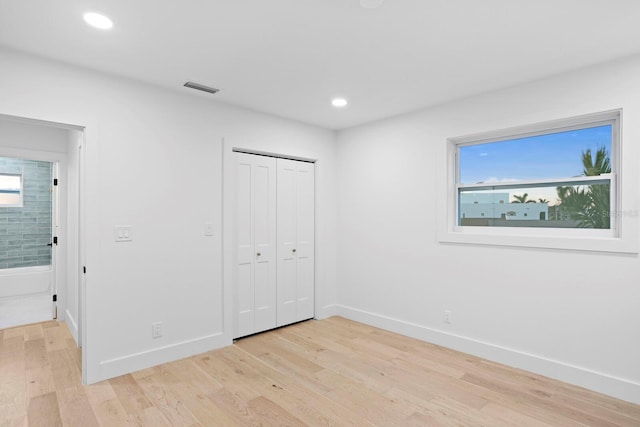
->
(253, 157, 277, 333)
(234, 153, 277, 338)
(295, 161, 315, 321)
(235, 155, 254, 338)
(276, 159, 298, 326)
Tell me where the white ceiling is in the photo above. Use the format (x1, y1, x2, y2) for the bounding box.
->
(2, 1, 640, 130)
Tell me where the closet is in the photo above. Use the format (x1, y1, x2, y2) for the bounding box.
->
(234, 152, 315, 339)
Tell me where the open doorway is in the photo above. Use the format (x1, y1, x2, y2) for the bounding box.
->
(0, 156, 57, 328)
(0, 116, 84, 347)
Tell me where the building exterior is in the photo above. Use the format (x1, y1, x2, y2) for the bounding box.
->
(460, 192, 548, 221)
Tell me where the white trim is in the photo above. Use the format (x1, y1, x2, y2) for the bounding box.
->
(65, 308, 79, 344)
(232, 147, 316, 163)
(440, 109, 638, 253)
(458, 174, 612, 191)
(222, 139, 234, 347)
(333, 304, 640, 405)
(0, 113, 84, 132)
(96, 333, 227, 382)
(51, 160, 59, 320)
(451, 110, 619, 147)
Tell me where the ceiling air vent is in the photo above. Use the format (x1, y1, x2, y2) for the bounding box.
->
(184, 81, 219, 95)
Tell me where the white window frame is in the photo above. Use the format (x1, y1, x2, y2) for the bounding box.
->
(0, 172, 23, 208)
(441, 109, 638, 253)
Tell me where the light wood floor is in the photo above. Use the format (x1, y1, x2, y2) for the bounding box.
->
(1, 317, 639, 426)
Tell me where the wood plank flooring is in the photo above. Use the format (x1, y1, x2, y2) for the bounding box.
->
(1, 317, 639, 426)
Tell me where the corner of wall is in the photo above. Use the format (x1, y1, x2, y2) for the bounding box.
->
(316, 304, 339, 320)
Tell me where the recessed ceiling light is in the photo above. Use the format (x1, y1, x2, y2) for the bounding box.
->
(332, 98, 348, 108)
(360, 0, 385, 9)
(83, 12, 113, 30)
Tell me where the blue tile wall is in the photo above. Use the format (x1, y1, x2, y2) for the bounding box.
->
(0, 157, 52, 269)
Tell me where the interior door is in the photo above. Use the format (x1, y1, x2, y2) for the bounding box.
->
(234, 152, 277, 338)
(277, 158, 315, 327)
(51, 161, 59, 319)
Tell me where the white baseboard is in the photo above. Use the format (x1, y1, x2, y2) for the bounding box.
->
(332, 304, 640, 405)
(95, 332, 229, 383)
(316, 303, 338, 319)
(64, 309, 79, 346)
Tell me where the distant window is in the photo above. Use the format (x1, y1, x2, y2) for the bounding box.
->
(0, 173, 22, 207)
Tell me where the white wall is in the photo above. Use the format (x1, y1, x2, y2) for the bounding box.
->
(0, 47, 337, 383)
(335, 54, 640, 403)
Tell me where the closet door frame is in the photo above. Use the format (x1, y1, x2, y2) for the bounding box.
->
(227, 146, 317, 341)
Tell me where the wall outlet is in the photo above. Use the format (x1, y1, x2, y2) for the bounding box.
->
(152, 322, 162, 338)
(443, 310, 452, 324)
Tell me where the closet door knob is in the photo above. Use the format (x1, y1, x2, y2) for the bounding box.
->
(256, 252, 261, 257)
(292, 249, 296, 253)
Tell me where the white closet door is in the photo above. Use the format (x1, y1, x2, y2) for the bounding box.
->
(277, 158, 315, 327)
(295, 160, 315, 321)
(235, 153, 277, 338)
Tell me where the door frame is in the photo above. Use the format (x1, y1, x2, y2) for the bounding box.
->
(0, 113, 86, 380)
(52, 160, 60, 319)
(223, 142, 318, 343)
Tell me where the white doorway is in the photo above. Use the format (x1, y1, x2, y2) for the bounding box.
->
(0, 156, 58, 329)
(233, 151, 315, 339)
(0, 116, 84, 345)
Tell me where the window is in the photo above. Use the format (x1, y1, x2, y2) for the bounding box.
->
(442, 110, 636, 253)
(0, 173, 22, 207)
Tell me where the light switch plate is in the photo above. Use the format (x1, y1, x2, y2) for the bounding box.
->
(204, 222, 214, 237)
(115, 225, 132, 242)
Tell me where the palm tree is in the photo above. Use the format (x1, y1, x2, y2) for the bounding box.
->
(557, 146, 611, 228)
(538, 198, 549, 204)
(582, 147, 610, 176)
(512, 193, 529, 203)
(512, 193, 537, 203)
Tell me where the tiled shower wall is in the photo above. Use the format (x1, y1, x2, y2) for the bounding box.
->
(0, 157, 52, 269)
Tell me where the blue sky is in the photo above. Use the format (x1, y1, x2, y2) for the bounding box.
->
(459, 125, 612, 184)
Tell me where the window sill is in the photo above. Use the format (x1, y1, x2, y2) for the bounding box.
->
(439, 228, 638, 254)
